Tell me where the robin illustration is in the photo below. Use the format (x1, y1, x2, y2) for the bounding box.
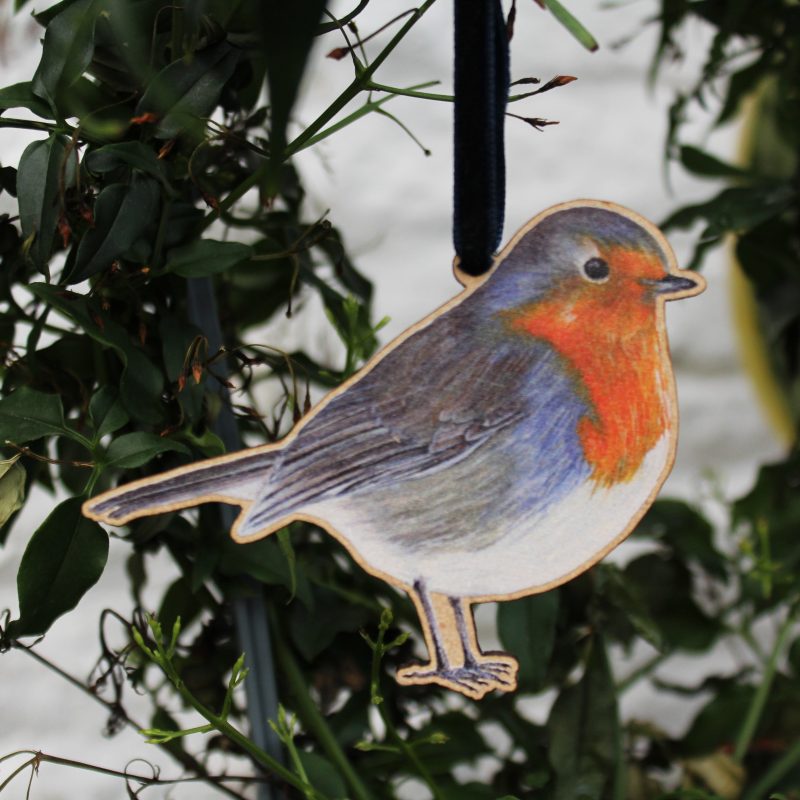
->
(84, 200, 704, 700)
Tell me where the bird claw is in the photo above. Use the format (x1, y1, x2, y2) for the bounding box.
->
(396, 654, 518, 700)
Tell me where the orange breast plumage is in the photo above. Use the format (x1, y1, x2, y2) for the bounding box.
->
(506, 251, 673, 487)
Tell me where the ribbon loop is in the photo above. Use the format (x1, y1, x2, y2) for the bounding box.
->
(453, 1, 510, 277)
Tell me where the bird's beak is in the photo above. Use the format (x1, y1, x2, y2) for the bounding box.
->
(641, 273, 703, 297)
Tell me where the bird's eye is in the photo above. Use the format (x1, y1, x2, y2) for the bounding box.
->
(581, 257, 610, 283)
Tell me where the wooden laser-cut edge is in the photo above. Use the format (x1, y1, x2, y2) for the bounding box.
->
(83, 199, 706, 699)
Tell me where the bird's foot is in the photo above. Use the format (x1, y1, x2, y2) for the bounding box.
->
(396, 654, 518, 700)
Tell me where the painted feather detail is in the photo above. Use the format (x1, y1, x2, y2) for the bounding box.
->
(238, 305, 591, 536)
(506, 245, 673, 486)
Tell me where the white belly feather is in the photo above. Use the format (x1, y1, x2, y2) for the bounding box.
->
(311, 434, 671, 599)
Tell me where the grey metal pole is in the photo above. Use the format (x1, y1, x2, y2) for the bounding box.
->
(187, 277, 282, 798)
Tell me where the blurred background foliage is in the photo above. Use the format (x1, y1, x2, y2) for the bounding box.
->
(0, 0, 798, 798)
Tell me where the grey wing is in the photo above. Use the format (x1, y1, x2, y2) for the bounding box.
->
(238, 307, 544, 534)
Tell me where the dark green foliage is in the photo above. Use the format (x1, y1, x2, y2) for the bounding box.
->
(498, 590, 559, 690)
(165, 240, 253, 277)
(0, 386, 76, 443)
(656, 1, 800, 431)
(31, 0, 101, 112)
(17, 134, 74, 276)
(0, 1, 798, 799)
(259, 1, 328, 191)
(546, 640, 619, 800)
(0, 81, 53, 118)
(135, 41, 242, 140)
(6, 498, 108, 637)
(631, 4, 800, 797)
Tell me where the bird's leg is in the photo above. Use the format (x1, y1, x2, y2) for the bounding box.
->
(396, 582, 518, 700)
(414, 580, 449, 670)
(449, 597, 519, 690)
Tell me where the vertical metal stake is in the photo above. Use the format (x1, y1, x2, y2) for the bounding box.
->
(187, 278, 282, 799)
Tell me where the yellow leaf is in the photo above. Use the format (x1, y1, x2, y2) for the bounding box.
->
(683, 752, 746, 800)
(0, 454, 25, 527)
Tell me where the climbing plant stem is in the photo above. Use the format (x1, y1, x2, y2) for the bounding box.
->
(733, 604, 798, 763)
(268, 606, 374, 800)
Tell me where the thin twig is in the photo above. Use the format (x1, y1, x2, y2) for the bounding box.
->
(4, 441, 94, 468)
(0, 117, 74, 135)
(11, 643, 249, 800)
(0, 750, 262, 792)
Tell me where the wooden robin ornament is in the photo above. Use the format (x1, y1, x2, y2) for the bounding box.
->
(84, 200, 705, 700)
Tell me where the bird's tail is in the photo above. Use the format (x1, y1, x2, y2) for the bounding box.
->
(83, 446, 278, 526)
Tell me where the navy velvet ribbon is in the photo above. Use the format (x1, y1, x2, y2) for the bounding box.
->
(453, 0, 510, 277)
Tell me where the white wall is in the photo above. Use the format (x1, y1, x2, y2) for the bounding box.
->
(0, 1, 784, 796)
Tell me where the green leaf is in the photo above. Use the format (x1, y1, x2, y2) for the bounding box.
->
(662, 182, 796, 270)
(717, 53, 770, 127)
(164, 239, 253, 278)
(592, 564, 663, 651)
(7, 498, 109, 637)
(70, 177, 161, 283)
(0, 168, 17, 197)
(288, 586, 370, 661)
(277, 350, 342, 388)
(226, 245, 296, 330)
(276, 527, 297, 602)
(316, 224, 373, 302)
(662, 184, 795, 237)
(679, 145, 752, 179)
(260, 1, 327, 192)
(162, 201, 205, 250)
(298, 752, 347, 800)
(731, 453, 800, 608)
(449, 787, 498, 800)
(157, 575, 203, 636)
(0, 82, 54, 118)
(17, 134, 75, 276)
(788, 636, 800, 679)
(740, 76, 797, 179)
(678, 681, 754, 757)
(158, 313, 206, 424)
(736, 221, 800, 324)
(412, 711, 489, 771)
(135, 41, 241, 139)
(104, 432, 189, 469)
(541, 0, 598, 52)
(56, 435, 91, 494)
(546, 639, 619, 800)
(31, 0, 101, 113)
(0, 386, 73, 444)
(624, 553, 721, 651)
(0, 455, 26, 529)
(190, 539, 221, 591)
(32, 0, 85, 26)
(175, 426, 226, 458)
(497, 590, 558, 690)
(59, 77, 132, 141)
(89, 386, 129, 440)
(83, 142, 170, 187)
(219, 537, 310, 603)
(28, 284, 165, 424)
(302, 267, 359, 344)
(635, 499, 727, 580)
